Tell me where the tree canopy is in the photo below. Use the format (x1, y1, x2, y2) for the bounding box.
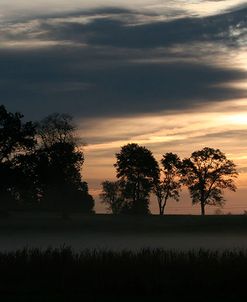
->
(37, 113, 75, 147)
(0, 105, 36, 209)
(0, 106, 94, 215)
(34, 113, 94, 215)
(154, 153, 182, 215)
(181, 147, 238, 215)
(114, 143, 159, 214)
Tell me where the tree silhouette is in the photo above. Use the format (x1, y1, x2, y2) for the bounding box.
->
(114, 143, 159, 214)
(37, 113, 75, 148)
(12, 152, 41, 206)
(154, 153, 181, 215)
(0, 107, 94, 214)
(35, 113, 94, 216)
(100, 180, 124, 214)
(0, 105, 36, 210)
(181, 147, 238, 215)
(0, 105, 36, 162)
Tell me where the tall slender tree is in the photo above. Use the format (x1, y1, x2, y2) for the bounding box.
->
(154, 153, 181, 215)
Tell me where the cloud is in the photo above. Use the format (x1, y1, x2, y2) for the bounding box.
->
(0, 45, 246, 120)
(23, 6, 245, 49)
(199, 129, 247, 140)
(1, 5, 247, 48)
(0, 5, 246, 120)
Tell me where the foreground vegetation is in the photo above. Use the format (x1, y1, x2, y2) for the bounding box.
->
(0, 247, 246, 301)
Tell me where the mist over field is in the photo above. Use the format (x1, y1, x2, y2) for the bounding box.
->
(1, 213, 247, 252)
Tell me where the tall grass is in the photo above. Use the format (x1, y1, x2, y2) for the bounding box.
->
(0, 247, 246, 301)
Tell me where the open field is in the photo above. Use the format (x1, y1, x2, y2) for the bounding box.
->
(1, 213, 247, 251)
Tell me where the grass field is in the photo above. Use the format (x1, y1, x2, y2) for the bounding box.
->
(0, 247, 246, 301)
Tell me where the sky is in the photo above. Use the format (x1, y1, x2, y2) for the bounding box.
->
(0, 0, 247, 214)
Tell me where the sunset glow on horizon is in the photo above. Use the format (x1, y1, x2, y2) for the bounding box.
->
(82, 98, 247, 214)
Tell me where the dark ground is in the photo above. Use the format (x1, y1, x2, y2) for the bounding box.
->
(2, 212, 247, 233)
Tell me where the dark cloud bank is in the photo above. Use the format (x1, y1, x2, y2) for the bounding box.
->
(39, 5, 247, 48)
(0, 5, 246, 120)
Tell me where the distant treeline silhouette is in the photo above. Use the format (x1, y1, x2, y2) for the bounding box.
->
(0, 105, 94, 216)
(0, 105, 238, 216)
(101, 144, 238, 216)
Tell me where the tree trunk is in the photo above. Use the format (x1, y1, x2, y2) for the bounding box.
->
(201, 202, 205, 216)
(159, 199, 167, 215)
(200, 188, 206, 216)
(159, 205, 164, 215)
(161, 206, 165, 215)
(157, 197, 162, 215)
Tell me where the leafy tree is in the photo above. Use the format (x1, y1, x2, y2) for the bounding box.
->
(181, 147, 238, 215)
(114, 143, 159, 214)
(0, 105, 36, 162)
(35, 113, 94, 216)
(154, 153, 181, 215)
(100, 180, 124, 214)
(0, 107, 94, 214)
(0, 105, 36, 209)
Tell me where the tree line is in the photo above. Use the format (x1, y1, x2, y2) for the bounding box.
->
(0, 105, 238, 216)
(101, 143, 238, 215)
(0, 105, 94, 216)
